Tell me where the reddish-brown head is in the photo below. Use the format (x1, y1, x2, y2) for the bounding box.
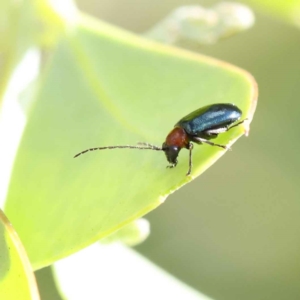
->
(162, 127, 190, 166)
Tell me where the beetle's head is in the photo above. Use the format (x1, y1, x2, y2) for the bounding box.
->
(162, 143, 180, 166)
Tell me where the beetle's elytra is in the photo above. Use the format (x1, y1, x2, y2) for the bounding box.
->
(74, 103, 245, 175)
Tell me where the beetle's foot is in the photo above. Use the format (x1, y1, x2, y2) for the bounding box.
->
(186, 169, 192, 176)
(167, 163, 177, 169)
(216, 144, 231, 150)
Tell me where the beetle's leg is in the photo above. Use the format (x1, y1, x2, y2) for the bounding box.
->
(204, 127, 227, 135)
(205, 119, 247, 136)
(227, 119, 248, 131)
(191, 136, 230, 150)
(186, 143, 193, 176)
(204, 119, 248, 136)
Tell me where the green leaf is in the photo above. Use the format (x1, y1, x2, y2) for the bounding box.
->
(0, 0, 41, 108)
(100, 218, 150, 246)
(0, 209, 40, 300)
(52, 243, 213, 300)
(247, 0, 300, 28)
(145, 3, 255, 45)
(4, 11, 257, 270)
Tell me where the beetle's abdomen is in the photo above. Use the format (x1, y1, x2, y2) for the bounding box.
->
(176, 103, 242, 136)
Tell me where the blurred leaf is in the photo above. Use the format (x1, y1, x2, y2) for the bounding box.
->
(145, 3, 255, 45)
(100, 218, 150, 246)
(52, 242, 213, 300)
(0, 209, 40, 300)
(0, 0, 40, 108)
(3, 4, 257, 269)
(248, 0, 300, 28)
(0, 0, 78, 109)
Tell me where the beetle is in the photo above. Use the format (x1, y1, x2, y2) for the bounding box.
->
(74, 103, 245, 175)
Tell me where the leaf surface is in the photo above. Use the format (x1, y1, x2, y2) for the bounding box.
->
(0, 210, 39, 300)
(4, 13, 257, 269)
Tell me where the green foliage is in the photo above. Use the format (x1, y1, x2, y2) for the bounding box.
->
(52, 243, 213, 300)
(248, 0, 300, 27)
(100, 218, 150, 246)
(1, 0, 256, 272)
(0, 210, 39, 299)
(0, 0, 39, 105)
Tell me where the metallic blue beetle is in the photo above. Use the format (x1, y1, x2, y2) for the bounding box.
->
(74, 103, 245, 175)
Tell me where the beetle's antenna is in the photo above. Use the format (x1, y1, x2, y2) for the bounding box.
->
(136, 142, 162, 150)
(74, 144, 163, 158)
